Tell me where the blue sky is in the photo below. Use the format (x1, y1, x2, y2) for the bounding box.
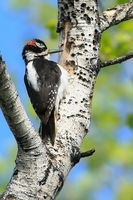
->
(0, 0, 58, 156)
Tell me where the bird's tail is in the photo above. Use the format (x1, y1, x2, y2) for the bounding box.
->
(39, 110, 56, 146)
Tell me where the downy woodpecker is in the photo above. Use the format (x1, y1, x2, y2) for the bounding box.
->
(22, 39, 68, 145)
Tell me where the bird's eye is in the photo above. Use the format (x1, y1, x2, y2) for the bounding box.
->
(36, 42, 44, 48)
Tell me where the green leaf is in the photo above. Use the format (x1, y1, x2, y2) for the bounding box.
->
(126, 113, 133, 129)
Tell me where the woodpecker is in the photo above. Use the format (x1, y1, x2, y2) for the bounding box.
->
(22, 39, 68, 145)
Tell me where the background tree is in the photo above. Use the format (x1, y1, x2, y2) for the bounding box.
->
(0, 0, 133, 199)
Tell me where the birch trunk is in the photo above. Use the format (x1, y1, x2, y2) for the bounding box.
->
(0, 0, 133, 199)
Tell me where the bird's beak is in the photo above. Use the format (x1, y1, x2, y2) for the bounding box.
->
(48, 49, 63, 54)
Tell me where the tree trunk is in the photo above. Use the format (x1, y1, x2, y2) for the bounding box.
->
(0, 0, 133, 199)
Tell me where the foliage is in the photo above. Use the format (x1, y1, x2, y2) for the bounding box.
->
(1, 0, 133, 199)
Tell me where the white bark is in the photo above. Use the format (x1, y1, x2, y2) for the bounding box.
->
(0, 60, 42, 151)
(0, 0, 133, 199)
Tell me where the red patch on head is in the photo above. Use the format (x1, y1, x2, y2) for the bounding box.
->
(26, 40, 36, 46)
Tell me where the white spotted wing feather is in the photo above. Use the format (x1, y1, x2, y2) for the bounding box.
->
(55, 64, 68, 114)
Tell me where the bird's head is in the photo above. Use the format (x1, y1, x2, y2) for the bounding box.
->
(22, 39, 62, 63)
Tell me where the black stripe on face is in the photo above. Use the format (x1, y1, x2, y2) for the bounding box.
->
(22, 39, 48, 60)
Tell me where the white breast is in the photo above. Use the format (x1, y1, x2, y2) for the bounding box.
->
(26, 61, 40, 91)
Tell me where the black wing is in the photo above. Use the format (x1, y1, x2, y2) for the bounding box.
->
(24, 57, 61, 124)
(35, 58, 61, 123)
(24, 57, 61, 145)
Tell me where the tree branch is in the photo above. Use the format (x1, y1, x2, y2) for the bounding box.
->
(100, 52, 133, 68)
(80, 149, 95, 158)
(1, 0, 99, 198)
(70, 147, 95, 166)
(0, 50, 96, 200)
(0, 55, 42, 152)
(100, 1, 133, 32)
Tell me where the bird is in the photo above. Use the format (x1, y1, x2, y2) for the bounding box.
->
(22, 39, 68, 145)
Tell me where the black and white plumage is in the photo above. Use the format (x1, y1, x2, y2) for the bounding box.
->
(22, 39, 68, 145)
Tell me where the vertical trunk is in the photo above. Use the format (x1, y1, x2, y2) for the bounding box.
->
(57, 0, 100, 146)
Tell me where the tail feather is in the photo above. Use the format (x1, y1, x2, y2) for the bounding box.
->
(39, 109, 56, 145)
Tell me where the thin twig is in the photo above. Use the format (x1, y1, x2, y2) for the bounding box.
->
(100, 52, 133, 68)
(71, 147, 95, 166)
(80, 149, 95, 158)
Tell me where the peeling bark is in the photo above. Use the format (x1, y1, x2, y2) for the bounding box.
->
(0, 0, 133, 199)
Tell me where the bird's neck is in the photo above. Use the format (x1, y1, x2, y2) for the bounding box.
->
(23, 51, 50, 64)
(25, 51, 36, 62)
